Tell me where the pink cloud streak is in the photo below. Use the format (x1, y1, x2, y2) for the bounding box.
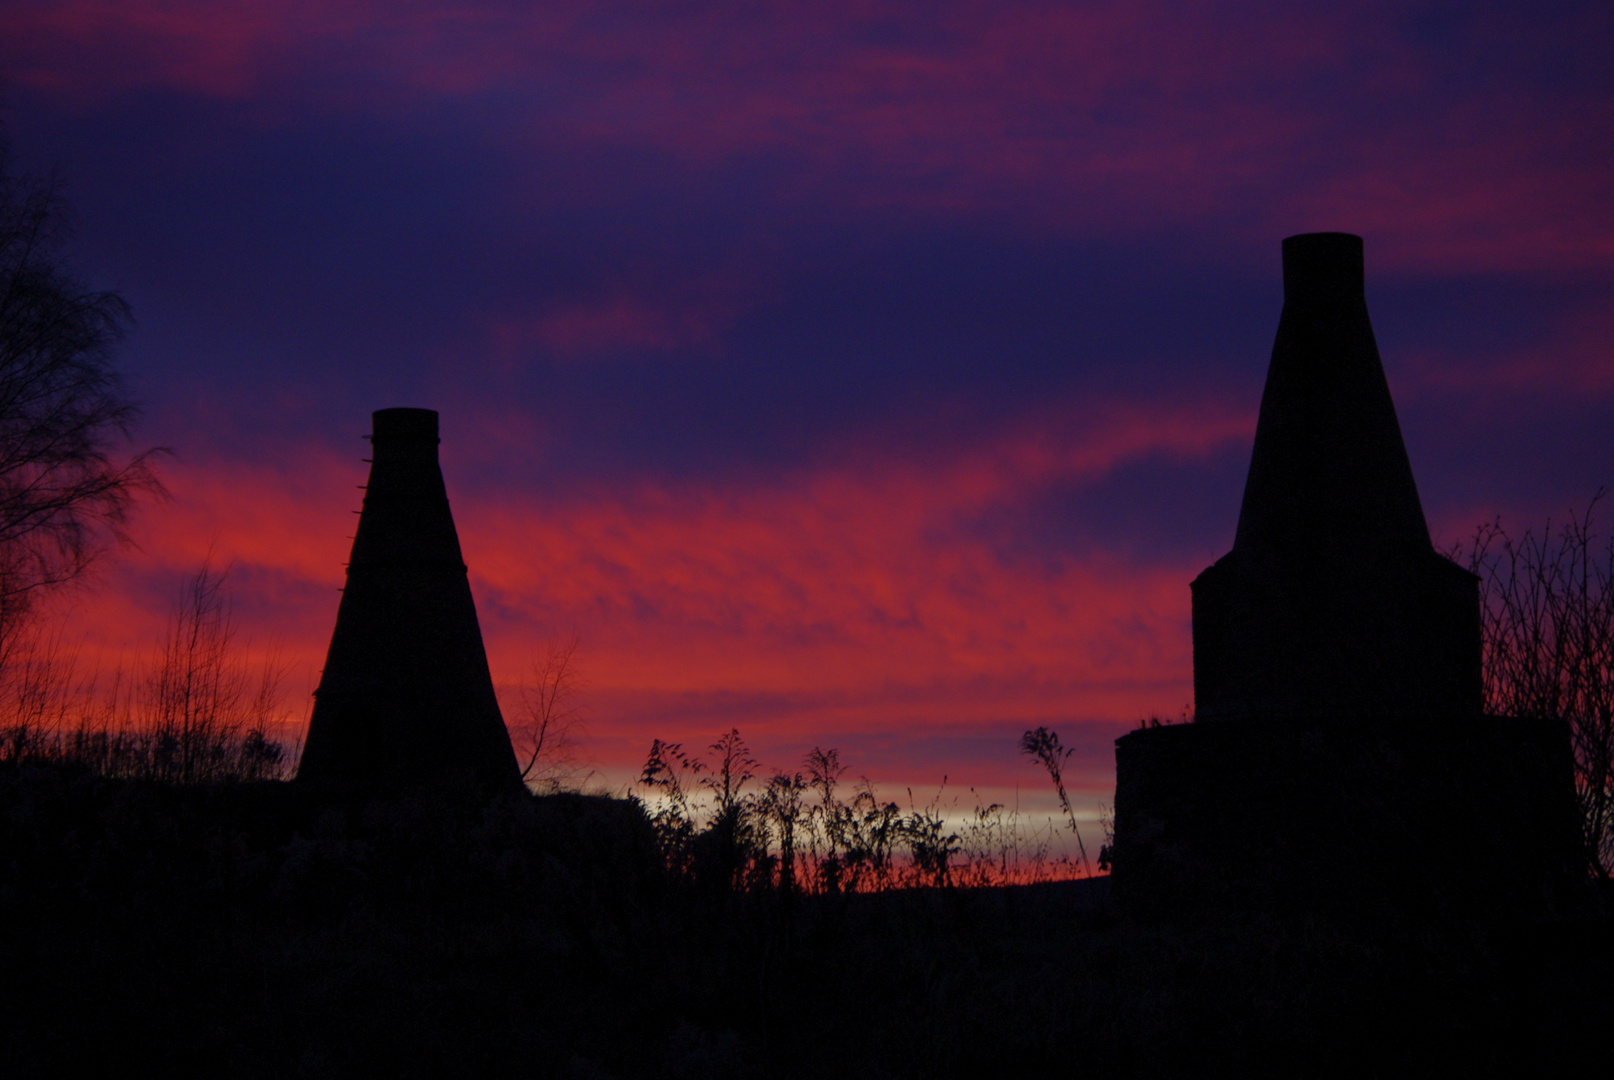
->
(7, 2, 1609, 272)
(52, 394, 1247, 794)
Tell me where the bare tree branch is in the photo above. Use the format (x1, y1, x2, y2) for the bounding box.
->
(0, 132, 165, 655)
(1465, 493, 1614, 879)
(514, 633, 586, 790)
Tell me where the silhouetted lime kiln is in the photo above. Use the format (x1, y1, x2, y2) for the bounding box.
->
(298, 408, 520, 792)
(1109, 234, 1580, 916)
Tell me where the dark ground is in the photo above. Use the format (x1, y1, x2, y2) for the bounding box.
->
(1, 764, 1608, 1078)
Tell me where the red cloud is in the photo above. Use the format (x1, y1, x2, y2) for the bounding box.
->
(52, 395, 1248, 798)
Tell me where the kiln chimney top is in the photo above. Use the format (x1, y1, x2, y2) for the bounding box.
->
(1282, 232, 1364, 303)
(371, 407, 440, 445)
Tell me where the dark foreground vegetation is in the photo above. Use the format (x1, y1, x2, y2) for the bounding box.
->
(2, 137, 1612, 1077)
(2, 762, 1609, 1079)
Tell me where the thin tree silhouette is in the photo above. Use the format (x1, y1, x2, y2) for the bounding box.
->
(1466, 494, 1614, 878)
(0, 133, 163, 658)
(513, 633, 586, 791)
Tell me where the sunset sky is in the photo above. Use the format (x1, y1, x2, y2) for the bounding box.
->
(3, 2, 1611, 828)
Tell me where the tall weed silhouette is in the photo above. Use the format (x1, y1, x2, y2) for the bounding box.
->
(638, 729, 1086, 892)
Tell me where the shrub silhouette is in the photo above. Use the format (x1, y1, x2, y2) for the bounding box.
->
(638, 728, 1081, 893)
(1466, 495, 1614, 879)
(0, 561, 291, 783)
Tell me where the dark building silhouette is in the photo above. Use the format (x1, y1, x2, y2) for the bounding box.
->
(1192, 233, 1482, 722)
(297, 408, 520, 792)
(1110, 235, 1580, 917)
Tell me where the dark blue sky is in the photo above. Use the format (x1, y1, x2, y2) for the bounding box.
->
(4, 0, 1611, 804)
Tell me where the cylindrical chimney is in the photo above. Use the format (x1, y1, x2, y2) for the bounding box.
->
(371, 407, 439, 456)
(1281, 232, 1365, 303)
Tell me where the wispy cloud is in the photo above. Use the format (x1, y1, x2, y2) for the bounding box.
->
(61, 395, 1243, 786)
(10, 2, 1610, 268)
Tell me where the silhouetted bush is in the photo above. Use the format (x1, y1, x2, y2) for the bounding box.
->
(639, 729, 1086, 895)
(0, 562, 294, 784)
(1467, 498, 1614, 879)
